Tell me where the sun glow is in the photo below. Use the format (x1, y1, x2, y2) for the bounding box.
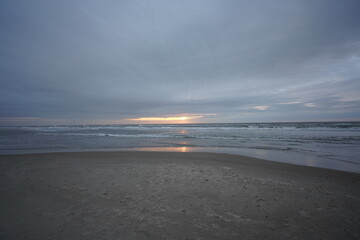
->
(129, 115, 201, 124)
(132, 117, 188, 121)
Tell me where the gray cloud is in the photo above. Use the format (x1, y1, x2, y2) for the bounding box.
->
(1, 0, 360, 125)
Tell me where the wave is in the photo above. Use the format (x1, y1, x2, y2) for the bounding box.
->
(40, 132, 251, 141)
(34, 131, 360, 145)
(249, 146, 295, 151)
(4, 122, 360, 133)
(61, 133, 173, 138)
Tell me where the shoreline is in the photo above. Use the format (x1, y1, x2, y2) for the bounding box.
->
(1, 151, 359, 239)
(1, 149, 359, 174)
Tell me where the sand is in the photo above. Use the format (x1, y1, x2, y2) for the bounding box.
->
(0, 151, 359, 240)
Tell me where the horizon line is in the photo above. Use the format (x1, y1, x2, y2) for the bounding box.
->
(1, 120, 360, 127)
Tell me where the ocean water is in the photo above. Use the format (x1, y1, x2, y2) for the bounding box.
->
(0, 122, 359, 173)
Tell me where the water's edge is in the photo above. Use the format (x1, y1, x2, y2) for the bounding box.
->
(1, 122, 359, 173)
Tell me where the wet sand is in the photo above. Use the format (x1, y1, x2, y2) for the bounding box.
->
(0, 151, 359, 239)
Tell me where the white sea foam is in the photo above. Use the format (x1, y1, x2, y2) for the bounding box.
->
(1, 122, 359, 172)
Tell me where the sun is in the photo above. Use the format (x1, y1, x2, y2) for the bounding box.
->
(129, 115, 200, 124)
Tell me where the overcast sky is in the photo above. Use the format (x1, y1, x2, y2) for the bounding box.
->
(1, 0, 360, 125)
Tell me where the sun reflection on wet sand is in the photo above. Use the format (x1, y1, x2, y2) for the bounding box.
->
(306, 156, 317, 166)
(253, 150, 267, 159)
(181, 146, 187, 152)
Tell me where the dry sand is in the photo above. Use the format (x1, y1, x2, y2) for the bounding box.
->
(0, 151, 359, 240)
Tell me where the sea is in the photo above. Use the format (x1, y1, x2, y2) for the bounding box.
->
(0, 122, 359, 173)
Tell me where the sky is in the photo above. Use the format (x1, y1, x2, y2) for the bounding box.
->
(1, 0, 360, 125)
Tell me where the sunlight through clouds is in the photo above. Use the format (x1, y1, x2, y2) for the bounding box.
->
(254, 106, 270, 111)
(305, 103, 316, 108)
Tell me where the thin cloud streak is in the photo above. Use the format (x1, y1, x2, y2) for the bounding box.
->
(254, 106, 270, 111)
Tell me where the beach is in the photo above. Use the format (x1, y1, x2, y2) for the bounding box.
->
(0, 151, 359, 239)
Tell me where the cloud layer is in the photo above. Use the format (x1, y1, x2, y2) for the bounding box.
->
(1, 0, 360, 125)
